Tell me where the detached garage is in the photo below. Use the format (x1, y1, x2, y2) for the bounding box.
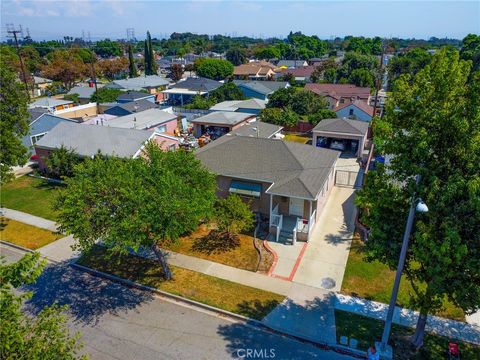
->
(312, 118, 369, 158)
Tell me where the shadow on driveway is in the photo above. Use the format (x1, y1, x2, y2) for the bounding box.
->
(22, 261, 154, 326)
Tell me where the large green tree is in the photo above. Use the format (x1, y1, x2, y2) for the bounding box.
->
(209, 82, 245, 102)
(460, 33, 480, 73)
(54, 144, 217, 280)
(45, 145, 81, 179)
(90, 87, 122, 103)
(215, 194, 254, 242)
(92, 39, 122, 58)
(195, 58, 234, 80)
(144, 31, 158, 75)
(0, 66, 30, 183)
(356, 49, 480, 348)
(387, 48, 432, 90)
(226, 48, 247, 66)
(128, 44, 138, 78)
(1, 252, 85, 359)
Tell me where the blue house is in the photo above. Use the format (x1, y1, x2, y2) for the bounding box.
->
(233, 80, 289, 101)
(333, 100, 375, 122)
(23, 110, 78, 155)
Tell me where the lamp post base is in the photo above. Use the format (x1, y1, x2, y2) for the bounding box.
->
(375, 341, 393, 360)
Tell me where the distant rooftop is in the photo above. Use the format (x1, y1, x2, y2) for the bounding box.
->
(190, 111, 255, 126)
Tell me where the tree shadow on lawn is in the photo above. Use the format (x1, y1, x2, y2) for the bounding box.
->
(235, 299, 283, 321)
(191, 230, 240, 255)
(22, 261, 154, 326)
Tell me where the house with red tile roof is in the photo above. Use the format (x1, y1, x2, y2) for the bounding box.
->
(304, 83, 372, 109)
(233, 61, 277, 80)
(276, 66, 316, 83)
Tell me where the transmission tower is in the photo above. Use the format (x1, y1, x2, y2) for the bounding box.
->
(126, 28, 135, 42)
(6, 23, 31, 98)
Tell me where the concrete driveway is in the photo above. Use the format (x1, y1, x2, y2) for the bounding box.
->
(292, 186, 356, 292)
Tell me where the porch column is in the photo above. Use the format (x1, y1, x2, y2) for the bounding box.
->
(308, 200, 313, 240)
(309, 200, 312, 220)
(269, 194, 273, 227)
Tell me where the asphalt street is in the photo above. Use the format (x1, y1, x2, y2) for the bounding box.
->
(1, 244, 355, 360)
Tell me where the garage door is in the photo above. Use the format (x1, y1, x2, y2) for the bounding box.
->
(289, 198, 304, 217)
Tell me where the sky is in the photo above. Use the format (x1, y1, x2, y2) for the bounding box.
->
(1, 0, 479, 41)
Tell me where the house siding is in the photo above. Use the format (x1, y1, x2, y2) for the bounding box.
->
(335, 105, 372, 121)
(238, 86, 267, 100)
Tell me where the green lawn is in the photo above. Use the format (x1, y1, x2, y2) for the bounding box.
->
(163, 224, 273, 272)
(77, 245, 285, 320)
(335, 310, 479, 360)
(0, 218, 62, 249)
(0, 176, 63, 221)
(342, 238, 465, 321)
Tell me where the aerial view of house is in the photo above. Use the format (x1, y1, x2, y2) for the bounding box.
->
(104, 75, 170, 93)
(102, 99, 158, 116)
(162, 77, 222, 105)
(209, 98, 266, 114)
(189, 111, 256, 139)
(196, 136, 339, 241)
(305, 83, 372, 109)
(233, 80, 290, 100)
(233, 61, 277, 80)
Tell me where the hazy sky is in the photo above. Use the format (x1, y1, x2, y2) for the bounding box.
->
(1, 0, 479, 41)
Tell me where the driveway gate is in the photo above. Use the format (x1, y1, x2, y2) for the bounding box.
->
(335, 170, 361, 188)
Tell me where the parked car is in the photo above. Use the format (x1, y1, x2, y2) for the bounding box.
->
(330, 141, 345, 151)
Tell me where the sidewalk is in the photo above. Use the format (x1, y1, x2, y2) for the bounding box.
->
(1, 208, 59, 232)
(2, 207, 479, 346)
(335, 294, 480, 346)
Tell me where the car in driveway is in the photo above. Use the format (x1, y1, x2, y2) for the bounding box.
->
(330, 140, 345, 151)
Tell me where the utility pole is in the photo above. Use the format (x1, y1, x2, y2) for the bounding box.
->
(90, 62, 98, 93)
(372, 41, 386, 118)
(7, 24, 31, 99)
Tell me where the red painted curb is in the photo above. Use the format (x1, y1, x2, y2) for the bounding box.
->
(263, 237, 279, 277)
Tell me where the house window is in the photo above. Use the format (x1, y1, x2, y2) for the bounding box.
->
(349, 109, 354, 116)
(229, 180, 261, 198)
(156, 125, 167, 133)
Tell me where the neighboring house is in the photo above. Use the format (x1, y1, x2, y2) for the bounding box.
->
(189, 111, 256, 139)
(233, 80, 289, 101)
(276, 66, 316, 83)
(196, 136, 339, 242)
(334, 100, 375, 121)
(22, 110, 77, 155)
(227, 121, 283, 139)
(32, 76, 52, 97)
(276, 60, 308, 69)
(233, 61, 277, 80)
(162, 77, 222, 106)
(29, 97, 74, 112)
(103, 99, 157, 116)
(66, 86, 97, 104)
(209, 98, 266, 115)
(116, 91, 156, 104)
(104, 75, 170, 94)
(312, 118, 369, 158)
(96, 108, 178, 133)
(305, 83, 372, 109)
(368, 89, 388, 108)
(35, 122, 179, 169)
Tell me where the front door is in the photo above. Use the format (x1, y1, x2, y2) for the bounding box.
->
(289, 198, 304, 217)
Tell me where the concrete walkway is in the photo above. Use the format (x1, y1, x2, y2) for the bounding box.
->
(293, 187, 357, 292)
(335, 294, 480, 346)
(1, 208, 59, 232)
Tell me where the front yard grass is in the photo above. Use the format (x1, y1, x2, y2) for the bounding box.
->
(284, 134, 310, 144)
(77, 245, 285, 320)
(163, 224, 272, 272)
(335, 310, 479, 360)
(0, 218, 62, 249)
(1, 176, 63, 221)
(341, 237, 465, 321)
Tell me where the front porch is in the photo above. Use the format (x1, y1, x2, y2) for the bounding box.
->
(268, 194, 317, 244)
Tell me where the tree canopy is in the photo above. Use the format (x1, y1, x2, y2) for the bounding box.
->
(1, 252, 85, 359)
(209, 82, 246, 102)
(226, 48, 247, 66)
(92, 39, 122, 58)
(387, 48, 432, 90)
(195, 58, 234, 80)
(55, 144, 217, 280)
(90, 87, 122, 103)
(215, 194, 254, 241)
(460, 33, 480, 73)
(356, 48, 480, 348)
(0, 66, 30, 183)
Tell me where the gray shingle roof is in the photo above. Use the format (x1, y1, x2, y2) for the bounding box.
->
(28, 108, 49, 123)
(196, 136, 339, 199)
(169, 77, 222, 92)
(190, 112, 254, 126)
(107, 108, 177, 130)
(312, 118, 369, 136)
(29, 98, 73, 108)
(116, 91, 153, 101)
(105, 99, 157, 114)
(209, 98, 266, 112)
(35, 122, 153, 158)
(106, 75, 170, 91)
(233, 80, 289, 96)
(227, 121, 282, 139)
(67, 86, 96, 99)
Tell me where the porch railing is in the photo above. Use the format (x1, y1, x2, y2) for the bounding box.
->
(270, 213, 283, 242)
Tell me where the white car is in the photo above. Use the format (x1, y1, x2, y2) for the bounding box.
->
(330, 141, 345, 151)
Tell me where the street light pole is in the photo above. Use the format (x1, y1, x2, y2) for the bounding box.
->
(379, 174, 422, 357)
